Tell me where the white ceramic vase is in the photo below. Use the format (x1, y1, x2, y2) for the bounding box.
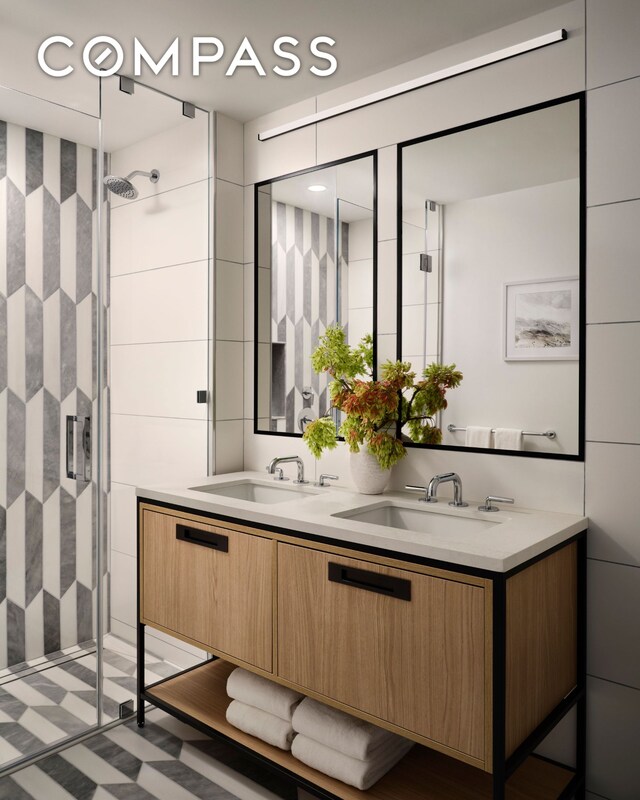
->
(350, 447, 391, 495)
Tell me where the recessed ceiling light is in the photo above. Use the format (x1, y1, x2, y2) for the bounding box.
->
(308, 184, 327, 192)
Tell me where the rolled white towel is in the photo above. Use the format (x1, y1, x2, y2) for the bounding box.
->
(494, 427, 523, 450)
(226, 700, 296, 751)
(227, 668, 303, 721)
(291, 733, 413, 790)
(292, 697, 408, 761)
(465, 426, 492, 448)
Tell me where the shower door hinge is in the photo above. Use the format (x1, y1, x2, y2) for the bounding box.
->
(119, 700, 135, 719)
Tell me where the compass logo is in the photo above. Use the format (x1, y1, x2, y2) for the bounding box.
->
(38, 35, 338, 78)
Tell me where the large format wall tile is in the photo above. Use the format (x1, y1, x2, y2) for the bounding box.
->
(585, 442, 640, 567)
(586, 323, 640, 444)
(588, 78, 640, 207)
(110, 260, 209, 346)
(111, 341, 208, 420)
(110, 115, 209, 209)
(110, 180, 209, 277)
(587, 0, 640, 89)
(587, 677, 640, 799)
(110, 415, 207, 487)
(588, 559, 640, 690)
(587, 200, 640, 324)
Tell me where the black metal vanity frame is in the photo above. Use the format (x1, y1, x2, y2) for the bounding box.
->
(395, 92, 587, 463)
(135, 497, 587, 800)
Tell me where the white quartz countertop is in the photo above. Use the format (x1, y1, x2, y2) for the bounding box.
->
(136, 471, 587, 573)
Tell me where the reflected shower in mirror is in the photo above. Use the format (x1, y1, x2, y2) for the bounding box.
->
(400, 97, 583, 457)
(255, 154, 376, 435)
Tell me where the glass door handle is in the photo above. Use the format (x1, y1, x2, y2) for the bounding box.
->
(66, 415, 92, 482)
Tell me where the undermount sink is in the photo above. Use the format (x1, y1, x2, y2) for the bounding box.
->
(333, 502, 500, 535)
(189, 479, 317, 504)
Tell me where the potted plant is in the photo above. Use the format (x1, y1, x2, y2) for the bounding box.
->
(303, 325, 463, 493)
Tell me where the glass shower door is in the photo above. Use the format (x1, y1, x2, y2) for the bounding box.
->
(0, 84, 103, 769)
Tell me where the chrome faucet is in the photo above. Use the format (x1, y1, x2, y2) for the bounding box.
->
(406, 472, 468, 507)
(427, 472, 468, 506)
(266, 456, 308, 485)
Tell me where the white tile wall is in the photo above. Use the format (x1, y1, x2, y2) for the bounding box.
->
(587, 78, 640, 207)
(587, 559, 640, 690)
(110, 482, 137, 559)
(586, 323, 640, 444)
(215, 341, 244, 421)
(587, 201, 640, 324)
(110, 261, 209, 345)
(586, 0, 640, 89)
(585, 5, 640, 794)
(216, 261, 244, 341)
(215, 114, 244, 186)
(215, 180, 244, 264)
(111, 415, 208, 487)
(244, 98, 317, 186)
(110, 180, 209, 276)
(110, 116, 209, 209)
(111, 341, 209, 420)
(586, 677, 640, 799)
(585, 442, 640, 567)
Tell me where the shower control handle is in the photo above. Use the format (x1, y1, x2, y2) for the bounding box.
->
(66, 415, 91, 482)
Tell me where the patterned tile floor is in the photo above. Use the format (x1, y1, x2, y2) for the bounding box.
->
(0, 637, 299, 800)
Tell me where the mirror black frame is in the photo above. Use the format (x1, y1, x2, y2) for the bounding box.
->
(396, 93, 586, 461)
(253, 150, 378, 438)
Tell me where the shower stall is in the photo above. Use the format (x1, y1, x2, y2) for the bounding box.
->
(0, 76, 212, 773)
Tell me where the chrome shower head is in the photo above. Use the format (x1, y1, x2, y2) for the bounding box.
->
(103, 169, 160, 199)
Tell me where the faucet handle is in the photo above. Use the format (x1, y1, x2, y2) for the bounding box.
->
(405, 484, 433, 503)
(478, 495, 514, 512)
(316, 474, 339, 487)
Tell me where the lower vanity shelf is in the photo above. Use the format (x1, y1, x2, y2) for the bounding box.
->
(143, 658, 575, 800)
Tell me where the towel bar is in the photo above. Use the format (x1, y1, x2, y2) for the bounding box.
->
(447, 424, 556, 439)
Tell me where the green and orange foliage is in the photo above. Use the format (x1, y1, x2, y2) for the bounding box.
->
(304, 325, 463, 469)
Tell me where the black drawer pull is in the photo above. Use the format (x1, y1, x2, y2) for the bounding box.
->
(328, 563, 411, 601)
(176, 524, 228, 552)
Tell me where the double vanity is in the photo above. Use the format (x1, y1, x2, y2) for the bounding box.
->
(136, 470, 587, 800)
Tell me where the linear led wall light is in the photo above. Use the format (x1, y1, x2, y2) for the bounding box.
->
(258, 29, 567, 141)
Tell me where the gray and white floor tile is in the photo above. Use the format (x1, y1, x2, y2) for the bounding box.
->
(0, 635, 299, 799)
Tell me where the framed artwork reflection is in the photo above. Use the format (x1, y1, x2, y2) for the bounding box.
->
(504, 277, 579, 361)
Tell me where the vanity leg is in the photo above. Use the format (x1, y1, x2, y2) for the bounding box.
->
(137, 621, 146, 728)
(492, 576, 507, 800)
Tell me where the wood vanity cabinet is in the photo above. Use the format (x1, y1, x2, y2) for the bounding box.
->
(137, 501, 586, 800)
(140, 507, 273, 672)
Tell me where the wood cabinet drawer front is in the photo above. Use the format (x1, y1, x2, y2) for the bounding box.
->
(141, 510, 273, 671)
(277, 543, 486, 761)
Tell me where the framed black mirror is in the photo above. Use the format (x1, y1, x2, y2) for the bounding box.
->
(398, 95, 585, 459)
(254, 152, 377, 436)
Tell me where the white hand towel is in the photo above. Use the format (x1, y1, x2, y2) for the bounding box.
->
(227, 668, 304, 721)
(291, 733, 413, 790)
(465, 426, 492, 448)
(292, 697, 408, 761)
(494, 427, 523, 450)
(226, 700, 296, 751)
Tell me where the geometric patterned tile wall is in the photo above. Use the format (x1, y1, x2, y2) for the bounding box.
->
(0, 118, 100, 669)
(270, 200, 348, 433)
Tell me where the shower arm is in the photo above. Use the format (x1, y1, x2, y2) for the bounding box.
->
(125, 169, 157, 180)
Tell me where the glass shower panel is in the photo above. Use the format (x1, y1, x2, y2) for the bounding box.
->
(0, 85, 102, 769)
(100, 76, 212, 721)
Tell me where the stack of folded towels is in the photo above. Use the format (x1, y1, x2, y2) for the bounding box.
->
(291, 697, 414, 790)
(225, 667, 304, 751)
(225, 669, 413, 789)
